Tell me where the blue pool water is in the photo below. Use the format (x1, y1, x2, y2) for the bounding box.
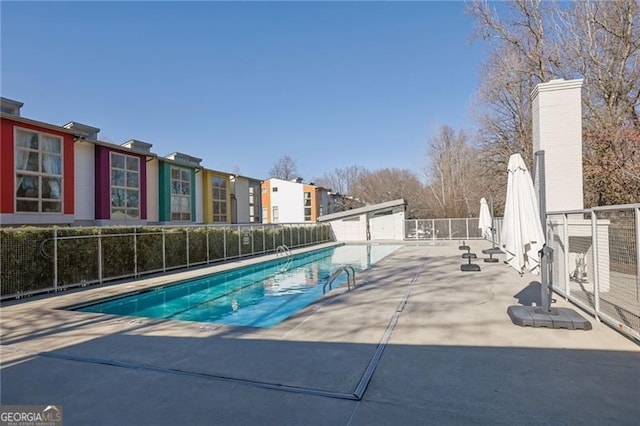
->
(75, 244, 401, 328)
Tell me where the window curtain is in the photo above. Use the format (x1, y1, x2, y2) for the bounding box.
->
(41, 136, 61, 199)
(15, 132, 30, 194)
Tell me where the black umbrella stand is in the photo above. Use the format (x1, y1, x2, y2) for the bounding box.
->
(482, 199, 503, 263)
(507, 245, 592, 330)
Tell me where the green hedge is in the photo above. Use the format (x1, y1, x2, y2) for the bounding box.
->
(1, 228, 55, 295)
(1, 224, 332, 298)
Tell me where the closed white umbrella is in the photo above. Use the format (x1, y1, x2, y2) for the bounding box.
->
(500, 153, 546, 275)
(478, 197, 493, 240)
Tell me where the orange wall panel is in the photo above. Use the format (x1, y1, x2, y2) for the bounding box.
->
(261, 180, 271, 223)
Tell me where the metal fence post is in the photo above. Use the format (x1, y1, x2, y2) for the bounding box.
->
(448, 219, 452, 239)
(562, 213, 571, 299)
(206, 226, 210, 264)
(134, 228, 138, 277)
(636, 207, 640, 302)
(223, 227, 227, 261)
(53, 228, 58, 291)
(98, 228, 103, 283)
(162, 227, 166, 272)
(251, 225, 255, 255)
(186, 228, 190, 268)
(466, 219, 469, 240)
(592, 210, 600, 316)
(237, 225, 241, 257)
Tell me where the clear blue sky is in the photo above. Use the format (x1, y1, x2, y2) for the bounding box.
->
(1, 1, 487, 181)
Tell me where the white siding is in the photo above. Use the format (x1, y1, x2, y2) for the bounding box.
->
(370, 210, 405, 240)
(195, 171, 203, 223)
(146, 159, 159, 222)
(329, 215, 367, 241)
(234, 177, 250, 223)
(270, 179, 304, 223)
(73, 141, 95, 221)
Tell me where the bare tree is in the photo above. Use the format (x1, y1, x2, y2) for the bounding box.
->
(423, 126, 483, 218)
(351, 168, 427, 219)
(557, 0, 640, 128)
(269, 155, 298, 180)
(313, 165, 366, 195)
(584, 125, 640, 206)
(469, 0, 640, 209)
(556, 0, 640, 205)
(469, 0, 558, 172)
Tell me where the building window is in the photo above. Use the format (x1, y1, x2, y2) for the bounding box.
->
(171, 167, 191, 221)
(212, 176, 227, 223)
(304, 191, 312, 221)
(110, 152, 140, 220)
(1, 106, 18, 115)
(249, 185, 259, 223)
(272, 187, 278, 192)
(272, 206, 279, 223)
(262, 207, 267, 222)
(15, 129, 63, 213)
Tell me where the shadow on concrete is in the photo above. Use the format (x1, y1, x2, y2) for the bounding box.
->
(2, 242, 639, 425)
(514, 281, 542, 306)
(2, 328, 640, 426)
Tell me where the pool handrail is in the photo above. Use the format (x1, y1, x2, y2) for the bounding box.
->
(323, 266, 357, 294)
(275, 244, 292, 258)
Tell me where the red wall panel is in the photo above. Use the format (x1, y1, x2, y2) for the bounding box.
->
(0, 118, 15, 213)
(0, 118, 74, 215)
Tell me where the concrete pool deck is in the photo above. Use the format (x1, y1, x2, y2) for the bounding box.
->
(1, 241, 639, 425)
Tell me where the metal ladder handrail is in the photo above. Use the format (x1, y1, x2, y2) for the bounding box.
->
(275, 244, 292, 272)
(275, 244, 291, 258)
(323, 266, 357, 294)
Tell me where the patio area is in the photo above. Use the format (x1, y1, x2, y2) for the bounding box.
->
(1, 240, 639, 425)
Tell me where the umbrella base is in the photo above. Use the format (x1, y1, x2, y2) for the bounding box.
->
(484, 257, 499, 263)
(482, 247, 504, 255)
(507, 305, 592, 330)
(460, 263, 481, 272)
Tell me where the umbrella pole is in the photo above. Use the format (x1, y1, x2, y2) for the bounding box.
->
(490, 198, 496, 249)
(540, 245, 554, 313)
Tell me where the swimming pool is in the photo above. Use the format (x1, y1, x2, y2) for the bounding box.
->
(73, 244, 402, 328)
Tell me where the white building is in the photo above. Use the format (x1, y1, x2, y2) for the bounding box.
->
(317, 199, 406, 241)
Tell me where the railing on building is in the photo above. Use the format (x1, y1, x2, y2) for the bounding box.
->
(403, 218, 503, 242)
(546, 203, 640, 341)
(0, 222, 333, 301)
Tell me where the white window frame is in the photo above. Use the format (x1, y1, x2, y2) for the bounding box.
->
(272, 206, 279, 223)
(304, 191, 312, 221)
(110, 152, 140, 220)
(249, 185, 259, 223)
(211, 175, 227, 223)
(14, 127, 63, 214)
(171, 166, 191, 221)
